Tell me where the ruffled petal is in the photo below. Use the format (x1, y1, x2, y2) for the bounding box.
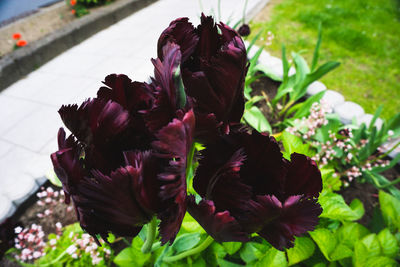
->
(187, 196, 249, 243)
(245, 195, 322, 250)
(50, 128, 85, 204)
(282, 153, 322, 199)
(157, 17, 198, 62)
(73, 167, 150, 241)
(152, 110, 195, 244)
(98, 74, 153, 112)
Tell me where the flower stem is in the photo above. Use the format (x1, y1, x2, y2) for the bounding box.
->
(163, 236, 214, 262)
(141, 217, 157, 253)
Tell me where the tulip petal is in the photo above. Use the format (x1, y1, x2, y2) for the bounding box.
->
(152, 110, 195, 244)
(74, 167, 149, 241)
(282, 153, 322, 199)
(157, 17, 198, 62)
(246, 195, 322, 250)
(187, 196, 249, 243)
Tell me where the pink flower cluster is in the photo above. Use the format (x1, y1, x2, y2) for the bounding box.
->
(14, 224, 46, 262)
(36, 187, 73, 218)
(56, 232, 111, 265)
(287, 100, 332, 139)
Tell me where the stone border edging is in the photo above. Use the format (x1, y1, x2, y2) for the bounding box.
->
(0, 0, 158, 91)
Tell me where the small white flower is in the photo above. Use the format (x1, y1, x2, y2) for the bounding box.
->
(66, 245, 77, 255)
(14, 226, 23, 234)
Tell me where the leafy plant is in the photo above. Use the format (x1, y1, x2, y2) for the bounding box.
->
(242, 26, 339, 133)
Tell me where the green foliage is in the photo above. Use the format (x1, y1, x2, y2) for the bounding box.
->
(278, 131, 315, 160)
(250, 0, 400, 119)
(36, 223, 113, 266)
(379, 190, 400, 232)
(318, 190, 364, 221)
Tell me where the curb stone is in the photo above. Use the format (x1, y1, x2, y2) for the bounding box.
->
(0, 0, 158, 91)
(334, 101, 365, 125)
(322, 89, 345, 109)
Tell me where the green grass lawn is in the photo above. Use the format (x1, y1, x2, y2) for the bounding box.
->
(250, 0, 400, 119)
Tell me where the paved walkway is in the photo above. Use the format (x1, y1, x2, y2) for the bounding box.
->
(0, 0, 266, 220)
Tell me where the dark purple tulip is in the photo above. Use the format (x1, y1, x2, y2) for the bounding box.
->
(191, 129, 322, 250)
(51, 62, 196, 244)
(238, 24, 251, 37)
(158, 14, 248, 142)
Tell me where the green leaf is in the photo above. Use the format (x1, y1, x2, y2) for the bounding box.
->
(46, 170, 62, 187)
(182, 213, 204, 233)
(310, 228, 352, 262)
(336, 223, 369, 249)
(291, 90, 326, 119)
(222, 242, 242, 255)
(377, 228, 399, 257)
(246, 29, 264, 53)
(114, 236, 150, 267)
(365, 256, 399, 267)
(280, 131, 315, 160)
(171, 233, 201, 253)
(286, 237, 315, 266)
(239, 242, 259, 264)
(320, 166, 342, 192)
(309, 229, 336, 261)
(379, 190, 400, 231)
(311, 23, 322, 71)
(253, 64, 283, 82)
(243, 106, 272, 133)
(319, 191, 364, 221)
(353, 234, 382, 267)
(217, 258, 244, 267)
(255, 247, 288, 267)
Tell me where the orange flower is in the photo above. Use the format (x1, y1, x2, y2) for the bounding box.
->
(16, 40, 27, 47)
(70, 0, 76, 6)
(12, 33, 21, 40)
(71, 9, 76, 15)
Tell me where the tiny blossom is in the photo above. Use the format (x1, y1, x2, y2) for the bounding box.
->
(66, 244, 77, 255)
(15, 226, 23, 234)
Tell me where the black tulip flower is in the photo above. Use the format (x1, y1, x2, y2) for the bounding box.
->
(189, 128, 322, 250)
(51, 48, 196, 244)
(158, 14, 248, 142)
(238, 24, 251, 37)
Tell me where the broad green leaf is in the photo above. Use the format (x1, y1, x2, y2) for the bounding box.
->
(368, 105, 383, 131)
(255, 247, 288, 267)
(114, 236, 150, 267)
(243, 106, 272, 133)
(377, 228, 399, 257)
(353, 234, 382, 267)
(222, 242, 242, 255)
(365, 256, 398, 267)
(217, 258, 243, 267)
(319, 191, 364, 221)
(171, 233, 201, 253)
(286, 237, 315, 266)
(182, 213, 204, 233)
(379, 190, 400, 231)
(309, 229, 336, 261)
(336, 223, 369, 249)
(280, 131, 314, 160)
(320, 167, 342, 192)
(330, 243, 353, 261)
(240, 242, 259, 264)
